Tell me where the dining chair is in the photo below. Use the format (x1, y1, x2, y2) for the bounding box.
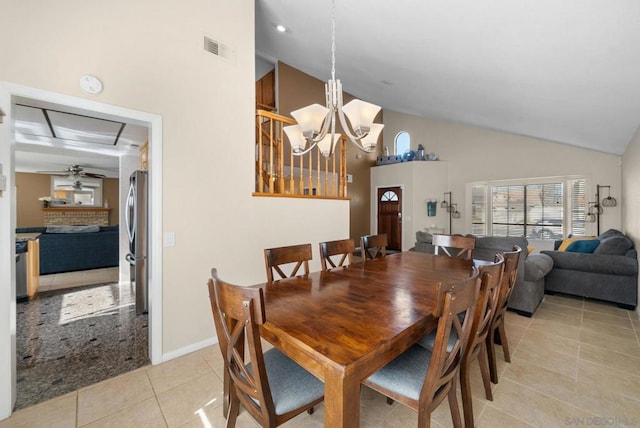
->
(417, 254, 504, 428)
(362, 268, 480, 428)
(432, 234, 475, 260)
(486, 245, 522, 384)
(319, 238, 354, 271)
(208, 268, 324, 427)
(360, 233, 388, 260)
(264, 243, 312, 282)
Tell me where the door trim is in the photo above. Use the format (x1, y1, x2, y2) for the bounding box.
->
(0, 81, 164, 419)
(374, 184, 405, 250)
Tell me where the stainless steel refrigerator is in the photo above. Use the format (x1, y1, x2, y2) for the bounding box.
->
(126, 170, 148, 314)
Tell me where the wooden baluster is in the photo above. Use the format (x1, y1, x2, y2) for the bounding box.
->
(277, 121, 284, 194)
(299, 153, 304, 195)
(316, 149, 321, 196)
(256, 113, 263, 192)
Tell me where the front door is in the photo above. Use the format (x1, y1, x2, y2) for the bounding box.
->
(378, 187, 402, 251)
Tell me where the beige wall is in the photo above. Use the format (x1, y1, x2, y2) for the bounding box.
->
(383, 110, 623, 240)
(103, 178, 119, 226)
(622, 126, 640, 315)
(15, 173, 49, 227)
(277, 62, 379, 244)
(1, 0, 348, 356)
(16, 174, 119, 227)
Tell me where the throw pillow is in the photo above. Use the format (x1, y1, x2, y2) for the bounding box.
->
(565, 239, 600, 253)
(558, 236, 596, 252)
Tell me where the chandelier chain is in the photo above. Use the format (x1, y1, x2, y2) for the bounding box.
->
(331, 0, 336, 81)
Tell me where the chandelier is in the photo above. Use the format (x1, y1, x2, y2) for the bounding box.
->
(283, 0, 384, 158)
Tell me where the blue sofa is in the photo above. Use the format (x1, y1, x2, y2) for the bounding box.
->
(17, 225, 120, 275)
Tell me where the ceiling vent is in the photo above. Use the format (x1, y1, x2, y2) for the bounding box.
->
(204, 36, 236, 63)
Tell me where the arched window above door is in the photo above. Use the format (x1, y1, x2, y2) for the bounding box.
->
(381, 190, 399, 202)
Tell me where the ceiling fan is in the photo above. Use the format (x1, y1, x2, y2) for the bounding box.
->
(37, 164, 106, 179)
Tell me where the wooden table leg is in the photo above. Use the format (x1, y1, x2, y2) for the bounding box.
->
(324, 367, 360, 428)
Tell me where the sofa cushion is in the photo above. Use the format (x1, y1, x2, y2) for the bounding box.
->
(594, 235, 633, 256)
(566, 239, 600, 253)
(524, 254, 554, 281)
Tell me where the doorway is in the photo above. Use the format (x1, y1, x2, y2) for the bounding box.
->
(377, 187, 402, 251)
(0, 82, 163, 418)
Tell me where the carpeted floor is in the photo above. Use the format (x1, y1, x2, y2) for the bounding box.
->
(15, 281, 149, 410)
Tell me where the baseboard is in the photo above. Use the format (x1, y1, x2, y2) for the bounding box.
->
(161, 336, 219, 363)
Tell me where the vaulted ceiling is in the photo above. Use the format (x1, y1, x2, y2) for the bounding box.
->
(255, 0, 640, 155)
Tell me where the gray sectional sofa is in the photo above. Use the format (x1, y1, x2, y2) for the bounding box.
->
(541, 229, 637, 310)
(414, 231, 553, 316)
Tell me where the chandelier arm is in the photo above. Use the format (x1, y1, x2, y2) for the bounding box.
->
(308, 108, 333, 144)
(291, 141, 320, 156)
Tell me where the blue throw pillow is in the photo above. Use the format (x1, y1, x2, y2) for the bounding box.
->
(566, 239, 600, 253)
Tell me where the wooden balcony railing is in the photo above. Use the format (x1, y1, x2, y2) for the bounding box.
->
(254, 109, 348, 199)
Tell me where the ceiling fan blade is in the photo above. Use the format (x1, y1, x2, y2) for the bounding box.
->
(80, 172, 106, 178)
(36, 170, 72, 175)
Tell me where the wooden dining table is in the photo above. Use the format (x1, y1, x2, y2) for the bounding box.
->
(259, 251, 475, 428)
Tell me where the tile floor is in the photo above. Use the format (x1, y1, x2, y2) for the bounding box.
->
(37, 267, 120, 293)
(2, 293, 640, 427)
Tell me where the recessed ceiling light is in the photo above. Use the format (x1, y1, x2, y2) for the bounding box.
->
(276, 24, 287, 33)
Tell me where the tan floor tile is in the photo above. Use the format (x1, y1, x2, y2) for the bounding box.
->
(504, 311, 533, 328)
(542, 293, 585, 309)
(358, 386, 400, 427)
(581, 318, 636, 339)
(0, 392, 77, 428)
(503, 357, 578, 404)
(193, 345, 225, 379)
(538, 300, 583, 317)
(432, 389, 485, 428)
(146, 352, 214, 394)
(519, 328, 580, 358)
(477, 405, 535, 427)
(533, 308, 582, 328)
(578, 328, 640, 356)
(571, 374, 640, 420)
(82, 268, 119, 284)
(156, 371, 224, 428)
(583, 300, 631, 319)
(78, 367, 154, 426)
(578, 359, 640, 402)
(180, 408, 259, 428)
(489, 378, 596, 427)
(513, 341, 579, 379)
(82, 397, 166, 428)
(582, 310, 635, 329)
(500, 323, 528, 349)
(529, 317, 582, 341)
(579, 342, 640, 374)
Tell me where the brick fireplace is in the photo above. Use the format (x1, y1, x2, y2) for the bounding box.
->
(43, 207, 111, 227)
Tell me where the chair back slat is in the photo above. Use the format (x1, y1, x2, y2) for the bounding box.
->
(360, 234, 388, 260)
(264, 243, 312, 282)
(432, 234, 476, 260)
(319, 239, 354, 271)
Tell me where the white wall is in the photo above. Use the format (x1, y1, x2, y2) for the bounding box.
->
(383, 110, 623, 236)
(622, 125, 640, 315)
(371, 161, 449, 250)
(0, 0, 347, 369)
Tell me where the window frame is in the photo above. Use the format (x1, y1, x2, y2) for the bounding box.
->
(469, 176, 588, 239)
